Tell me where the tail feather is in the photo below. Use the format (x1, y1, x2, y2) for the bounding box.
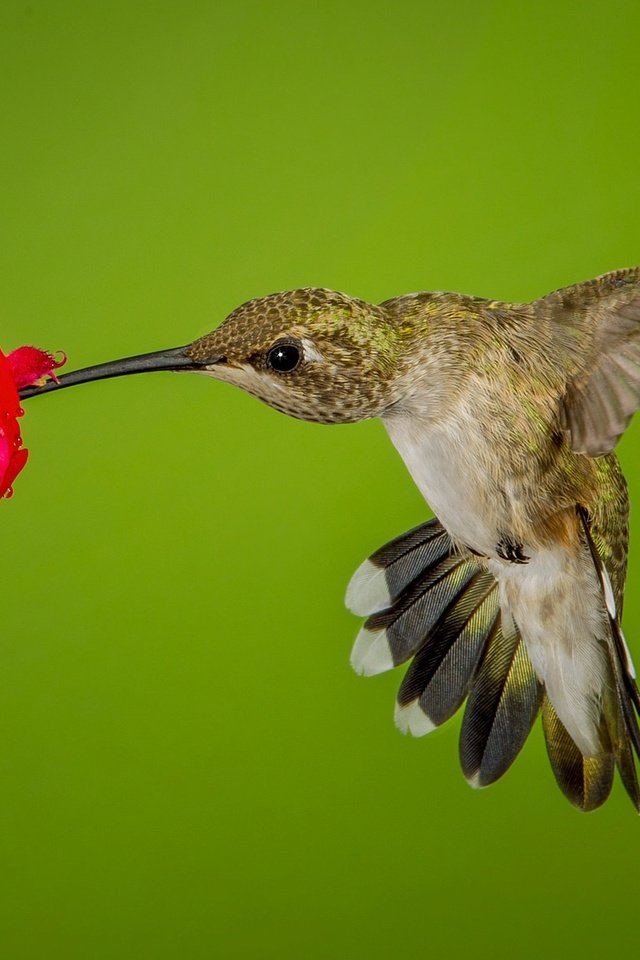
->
(608, 619, 640, 756)
(603, 640, 640, 810)
(542, 696, 614, 811)
(348, 510, 639, 812)
(459, 625, 542, 787)
(350, 549, 479, 676)
(578, 507, 640, 811)
(346, 517, 451, 617)
(602, 651, 640, 810)
(612, 732, 640, 811)
(396, 573, 499, 732)
(350, 521, 541, 776)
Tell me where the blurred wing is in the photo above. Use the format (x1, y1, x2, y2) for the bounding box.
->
(538, 267, 640, 456)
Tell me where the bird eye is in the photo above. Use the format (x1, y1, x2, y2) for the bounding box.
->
(266, 340, 302, 373)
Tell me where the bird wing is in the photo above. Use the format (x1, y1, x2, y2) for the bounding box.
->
(536, 267, 640, 456)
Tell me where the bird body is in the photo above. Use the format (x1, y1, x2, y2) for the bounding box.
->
(376, 292, 630, 762)
(383, 398, 610, 758)
(21, 268, 640, 811)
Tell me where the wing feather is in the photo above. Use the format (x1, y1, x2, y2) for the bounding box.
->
(539, 268, 640, 456)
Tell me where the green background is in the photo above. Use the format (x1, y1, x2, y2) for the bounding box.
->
(2, 1, 639, 957)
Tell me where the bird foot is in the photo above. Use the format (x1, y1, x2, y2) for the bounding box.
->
(496, 537, 530, 564)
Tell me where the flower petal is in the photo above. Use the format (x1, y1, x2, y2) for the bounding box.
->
(7, 346, 67, 389)
(0, 349, 21, 416)
(0, 436, 28, 499)
(0, 350, 28, 498)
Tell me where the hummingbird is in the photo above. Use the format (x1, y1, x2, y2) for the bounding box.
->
(21, 267, 640, 812)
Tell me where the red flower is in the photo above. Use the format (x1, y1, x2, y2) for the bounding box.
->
(0, 346, 66, 499)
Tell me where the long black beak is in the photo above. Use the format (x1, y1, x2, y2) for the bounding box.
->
(19, 345, 212, 401)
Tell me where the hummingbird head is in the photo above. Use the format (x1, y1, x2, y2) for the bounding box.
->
(18, 288, 408, 423)
(184, 288, 402, 424)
